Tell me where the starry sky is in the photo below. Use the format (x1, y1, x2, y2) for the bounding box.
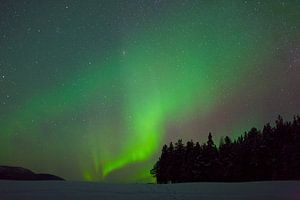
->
(0, 0, 299, 182)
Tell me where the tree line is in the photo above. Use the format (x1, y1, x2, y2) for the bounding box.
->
(150, 115, 300, 183)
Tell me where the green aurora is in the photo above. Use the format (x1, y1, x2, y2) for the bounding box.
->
(0, 1, 299, 182)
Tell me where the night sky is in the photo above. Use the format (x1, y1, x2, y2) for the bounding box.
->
(0, 0, 299, 182)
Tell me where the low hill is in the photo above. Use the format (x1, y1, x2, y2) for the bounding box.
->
(0, 166, 64, 181)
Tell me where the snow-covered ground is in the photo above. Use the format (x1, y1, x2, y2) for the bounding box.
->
(0, 180, 299, 200)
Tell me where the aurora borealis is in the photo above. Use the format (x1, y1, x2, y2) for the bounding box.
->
(0, 0, 299, 182)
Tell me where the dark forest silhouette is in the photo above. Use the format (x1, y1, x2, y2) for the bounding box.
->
(151, 115, 300, 183)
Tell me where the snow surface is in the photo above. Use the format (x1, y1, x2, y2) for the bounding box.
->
(0, 180, 299, 200)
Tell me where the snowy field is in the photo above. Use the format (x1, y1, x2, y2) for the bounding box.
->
(0, 180, 299, 200)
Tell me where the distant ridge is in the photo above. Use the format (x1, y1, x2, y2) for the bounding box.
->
(0, 166, 65, 181)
